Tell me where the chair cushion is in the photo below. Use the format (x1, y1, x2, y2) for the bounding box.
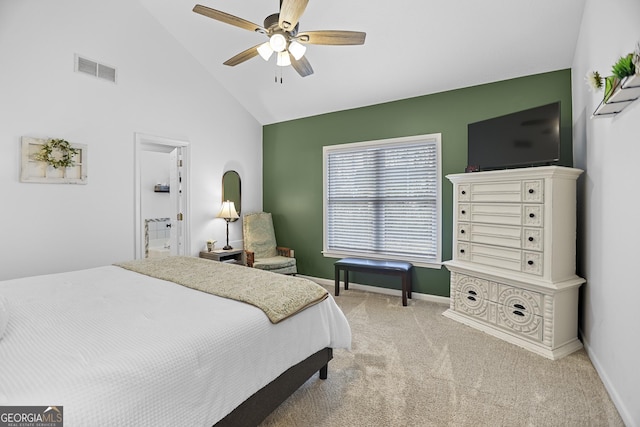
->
(243, 213, 278, 258)
(253, 256, 297, 273)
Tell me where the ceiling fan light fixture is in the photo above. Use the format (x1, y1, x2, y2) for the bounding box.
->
(288, 41, 306, 60)
(257, 42, 274, 61)
(276, 51, 291, 67)
(269, 33, 287, 52)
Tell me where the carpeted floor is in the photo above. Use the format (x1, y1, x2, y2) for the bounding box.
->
(260, 286, 623, 426)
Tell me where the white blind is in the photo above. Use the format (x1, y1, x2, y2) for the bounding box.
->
(324, 136, 440, 263)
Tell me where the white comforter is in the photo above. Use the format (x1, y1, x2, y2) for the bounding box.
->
(0, 265, 351, 426)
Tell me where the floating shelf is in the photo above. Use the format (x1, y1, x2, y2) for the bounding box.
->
(592, 74, 640, 118)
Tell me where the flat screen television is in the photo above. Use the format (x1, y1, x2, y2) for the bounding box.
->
(467, 102, 560, 171)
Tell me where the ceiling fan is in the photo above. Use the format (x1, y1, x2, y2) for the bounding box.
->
(193, 0, 366, 78)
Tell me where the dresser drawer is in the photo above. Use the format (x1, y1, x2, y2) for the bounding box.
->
(468, 180, 522, 202)
(458, 184, 470, 202)
(522, 251, 543, 275)
(460, 223, 522, 248)
(458, 223, 543, 252)
(460, 203, 523, 225)
(454, 291, 491, 320)
(523, 205, 543, 227)
(450, 273, 491, 319)
(462, 179, 545, 204)
(468, 243, 523, 272)
(523, 180, 544, 203)
(496, 283, 543, 316)
(456, 242, 470, 260)
(466, 244, 544, 276)
(523, 228, 543, 251)
(451, 272, 490, 298)
(494, 300, 544, 343)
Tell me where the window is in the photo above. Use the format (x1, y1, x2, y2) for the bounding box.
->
(323, 134, 441, 268)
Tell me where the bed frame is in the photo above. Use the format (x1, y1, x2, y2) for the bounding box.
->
(215, 347, 333, 426)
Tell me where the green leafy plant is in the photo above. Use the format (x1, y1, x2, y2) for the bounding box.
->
(33, 138, 79, 169)
(603, 76, 619, 102)
(611, 53, 635, 80)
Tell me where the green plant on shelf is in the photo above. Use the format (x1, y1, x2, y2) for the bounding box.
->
(611, 53, 635, 80)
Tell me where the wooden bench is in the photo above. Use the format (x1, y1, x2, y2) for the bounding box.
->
(334, 258, 414, 306)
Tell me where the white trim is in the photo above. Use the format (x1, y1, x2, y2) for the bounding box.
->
(580, 330, 636, 427)
(300, 274, 450, 306)
(134, 133, 190, 260)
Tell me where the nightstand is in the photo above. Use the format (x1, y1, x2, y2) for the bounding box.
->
(199, 249, 244, 265)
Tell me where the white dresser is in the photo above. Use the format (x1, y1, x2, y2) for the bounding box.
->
(443, 166, 585, 359)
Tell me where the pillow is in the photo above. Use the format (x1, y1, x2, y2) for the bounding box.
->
(0, 296, 8, 340)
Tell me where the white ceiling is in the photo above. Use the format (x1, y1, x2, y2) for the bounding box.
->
(139, 0, 586, 125)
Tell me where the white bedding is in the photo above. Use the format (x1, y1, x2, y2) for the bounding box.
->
(0, 265, 351, 426)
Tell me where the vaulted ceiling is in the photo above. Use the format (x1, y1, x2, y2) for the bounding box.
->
(139, 0, 587, 125)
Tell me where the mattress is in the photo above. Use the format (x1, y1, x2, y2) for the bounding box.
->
(0, 265, 351, 426)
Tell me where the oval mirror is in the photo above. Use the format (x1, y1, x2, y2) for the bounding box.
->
(222, 170, 241, 222)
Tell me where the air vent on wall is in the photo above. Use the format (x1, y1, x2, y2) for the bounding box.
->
(74, 54, 117, 83)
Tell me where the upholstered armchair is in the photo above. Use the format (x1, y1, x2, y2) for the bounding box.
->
(242, 212, 297, 275)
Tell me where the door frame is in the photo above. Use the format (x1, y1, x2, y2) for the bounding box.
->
(134, 133, 190, 259)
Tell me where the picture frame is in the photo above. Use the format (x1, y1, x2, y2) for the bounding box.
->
(20, 136, 88, 184)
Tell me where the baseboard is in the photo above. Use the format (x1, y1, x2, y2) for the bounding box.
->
(580, 330, 636, 427)
(299, 274, 450, 306)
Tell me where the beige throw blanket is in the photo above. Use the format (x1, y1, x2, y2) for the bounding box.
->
(115, 256, 328, 324)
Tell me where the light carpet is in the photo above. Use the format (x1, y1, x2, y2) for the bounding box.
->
(261, 286, 623, 426)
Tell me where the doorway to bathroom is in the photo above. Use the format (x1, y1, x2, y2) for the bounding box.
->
(134, 133, 190, 259)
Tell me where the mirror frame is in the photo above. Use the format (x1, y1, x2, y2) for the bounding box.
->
(222, 170, 241, 222)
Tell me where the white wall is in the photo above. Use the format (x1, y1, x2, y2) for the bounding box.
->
(572, 0, 640, 424)
(0, 0, 262, 280)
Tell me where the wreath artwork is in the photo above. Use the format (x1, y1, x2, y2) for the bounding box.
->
(33, 138, 80, 169)
(20, 136, 88, 184)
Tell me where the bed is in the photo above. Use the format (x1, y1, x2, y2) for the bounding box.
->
(0, 256, 351, 426)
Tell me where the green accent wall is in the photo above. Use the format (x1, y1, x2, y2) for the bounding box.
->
(263, 69, 573, 297)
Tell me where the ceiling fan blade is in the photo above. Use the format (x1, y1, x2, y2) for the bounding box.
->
(297, 30, 366, 45)
(193, 4, 265, 33)
(291, 55, 314, 77)
(278, 0, 309, 31)
(223, 44, 262, 66)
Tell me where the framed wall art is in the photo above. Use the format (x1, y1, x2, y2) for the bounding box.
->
(20, 136, 88, 184)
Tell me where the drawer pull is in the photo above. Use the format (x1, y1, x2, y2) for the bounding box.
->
(514, 304, 525, 310)
(460, 229, 466, 234)
(527, 260, 534, 265)
(461, 210, 466, 215)
(528, 188, 534, 194)
(528, 237, 534, 242)
(529, 213, 535, 218)
(460, 249, 465, 254)
(513, 310, 525, 317)
(467, 296, 476, 301)
(468, 290, 477, 295)
(461, 190, 466, 195)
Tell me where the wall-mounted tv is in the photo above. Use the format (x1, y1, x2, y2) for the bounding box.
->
(467, 102, 560, 171)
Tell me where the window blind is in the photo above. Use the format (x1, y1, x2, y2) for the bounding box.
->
(324, 135, 441, 264)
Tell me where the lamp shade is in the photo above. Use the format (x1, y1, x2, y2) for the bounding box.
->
(288, 41, 306, 60)
(257, 42, 274, 61)
(217, 200, 239, 220)
(276, 51, 291, 67)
